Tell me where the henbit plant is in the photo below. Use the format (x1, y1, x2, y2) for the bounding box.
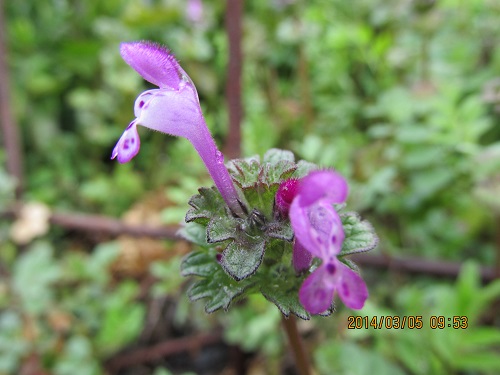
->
(112, 40, 378, 373)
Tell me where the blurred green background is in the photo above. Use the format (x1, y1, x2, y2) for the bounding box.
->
(1, 0, 500, 374)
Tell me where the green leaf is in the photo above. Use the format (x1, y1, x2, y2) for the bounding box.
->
(241, 183, 279, 217)
(454, 352, 500, 372)
(264, 221, 294, 241)
(456, 261, 481, 317)
(185, 187, 227, 224)
(459, 327, 500, 349)
(221, 237, 266, 281)
(181, 250, 221, 278)
(293, 160, 318, 178)
(13, 241, 61, 315)
(315, 341, 406, 375)
(340, 212, 379, 255)
(178, 222, 208, 246)
(263, 148, 295, 164)
(227, 153, 296, 216)
(207, 215, 241, 243)
(95, 282, 145, 356)
(261, 281, 311, 320)
(54, 336, 101, 375)
(226, 157, 262, 189)
(187, 262, 255, 313)
(260, 160, 297, 186)
(478, 279, 500, 313)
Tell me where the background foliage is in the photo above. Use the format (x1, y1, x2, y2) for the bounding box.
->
(1, 0, 500, 374)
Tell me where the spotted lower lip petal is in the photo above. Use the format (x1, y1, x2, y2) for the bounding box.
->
(111, 121, 140, 163)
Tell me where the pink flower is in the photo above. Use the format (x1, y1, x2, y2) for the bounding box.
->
(112, 41, 245, 217)
(279, 170, 368, 314)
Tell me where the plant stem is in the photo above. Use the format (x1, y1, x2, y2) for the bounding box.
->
(0, 0, 23, 199)
(281, 315, 311, 375)
(223, 0, 243, 159)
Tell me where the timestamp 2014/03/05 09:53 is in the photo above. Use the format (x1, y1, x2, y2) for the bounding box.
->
(347, 315, 469, 330)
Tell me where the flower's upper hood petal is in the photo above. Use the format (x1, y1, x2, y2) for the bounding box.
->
(297, 170, 348, 207)
(120, 41, 189, 90)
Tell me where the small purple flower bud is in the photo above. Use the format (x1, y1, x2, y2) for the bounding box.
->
(275, 178, 299, 218)
(112, 41, 245, 217)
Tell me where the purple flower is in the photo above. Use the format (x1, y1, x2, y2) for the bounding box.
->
(186, 0, 204, 24)
(288, 170, 368, 314)
(113, 41, 245, 217)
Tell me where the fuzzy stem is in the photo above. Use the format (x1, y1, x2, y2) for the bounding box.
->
(189, 119, 246, 218)
(281, 315, 311, 375)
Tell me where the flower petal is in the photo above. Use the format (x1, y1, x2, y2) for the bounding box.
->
(135, 85, 201, 138)
(336, 263, 368, 310)
(293, 240, 313, 272)
(120, 41, 185, 90)
(299, 266, 334, 314)
(290, 198, 344, 258)
(133, 89, 157, 118)
(111, 121, 140, 163)
(298, 170, 348, 207)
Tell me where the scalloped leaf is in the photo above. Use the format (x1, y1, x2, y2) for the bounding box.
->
(207, 215, 241, 243)
(264, 221, 294, 242)
(177, 222, 208, 246)
(260, 160, 297, 186)
(241, 184, 279, 217)
(261, 284, 310, 320)
(186, 187, 227, 224)
(189, 277, 253, 313)
(263, 148, 295, 164)
(221, 237, 266, 281)
(340, 212, 379, 256)
(183, 250, 255, 313)
(227, 157, 261, 189)
(181, 250, 219, 277)
(293, 160, 319, 178)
